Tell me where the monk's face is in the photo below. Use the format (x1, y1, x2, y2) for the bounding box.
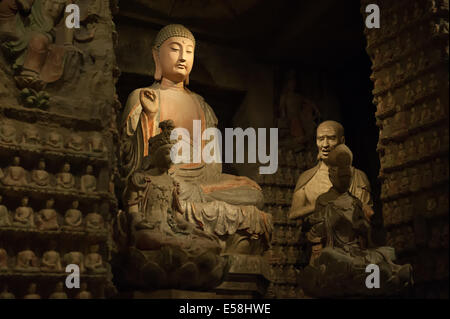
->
(316, 125, 344, 160)
(158, 37, 194, 83)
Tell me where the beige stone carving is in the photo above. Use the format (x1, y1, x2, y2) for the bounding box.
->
(84, 244, 106, 273)
(30, 159, 51, 187)
(23, 283, 40, 299)
(36, 198, 59, 231)
(12, 197, 34, 228)
(1, 156, 28, 186)
(0, 195, 11, 227)
(80, 165, 97, 192)
(15, 249, 39, 271)
(56, 163, 75, 189)
(63, 200, 83, 230)
(49, 282, 68, 299)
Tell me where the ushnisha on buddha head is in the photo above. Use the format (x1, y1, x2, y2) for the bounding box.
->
(152, 24, 196, 85)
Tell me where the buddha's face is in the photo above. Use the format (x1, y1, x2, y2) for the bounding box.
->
(13, 157, 20, 165)
(316, 124, 344, 160)
(38, 161, 45, 170)
(86, 165, 93, 174)
(157, 37, 194, 83)
(22, 197, 28, 206)
(72, 201, 79, 209)
(63, 164, 70, 172)
(46, 199, 54, 208)
(329, 166, 352, 193)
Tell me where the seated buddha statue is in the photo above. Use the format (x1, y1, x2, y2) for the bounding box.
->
(64, 251, 85, 273)
(66, 133, 84, 152)
(40, 245, 62, 272)
(15, 249, 39, 272)
(45, 130, 64, 149)
(30, 159, 51, 188)
(63, 200, 83, 230)
(0, 120, 16, 144)
(84, 244, 106, 273)
(75, 283, 92, 299)
(12, 197, 34, 228)
(85, 211, 104, 231)
(80, 165, 97, 193)
(120, 26, 271, 250)
(0, 195, 11, 227)
(0, 247, 8, 271)
(300, 145, 413, 297)
(88, 133, 106, 153)
(56, 163, 75, 190)
(1, 156, 28, 187)
(36, 198, 59, 231)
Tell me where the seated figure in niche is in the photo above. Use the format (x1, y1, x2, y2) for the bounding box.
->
(88, 133, 106, 153)
(0, 120, 17, 144)
(30, 159, 51, 187)
(80, 165, 97, 193)
(35, 198, 59, 231)
(0, 195, 11, 227)
(63, 200, 83, 230)
(0, 247, 8, 270)
(40, 241, 62, 272)
(64, 251, 85, 273)
(45, 130, 64, 149)
(66, 133, 84, 152)
(12, 196, 34, 228)
(120, 24, 272, 256)
(15, 249, 39, 271)
(56, 163, 75, 190)
(0, 156, 28, 187)
(85, 210, 104, 231)
(84, 244, 106, 273)
(300, 144, 413, 297)
(21, 126, 41, 146)
(24, 283, 41, 299)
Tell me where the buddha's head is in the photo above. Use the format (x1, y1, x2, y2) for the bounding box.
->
(22, 197, 29, 206)
(63, 163, 70, 172)
(152, 24, 196, 85)
(46, 198, 55, 208)
(327, 144, 353, 193)
(316, 120, 345, 161)
(28, 283, 37, 294)
(86, 165, 93, 175)
(13, 156, 20, 166)
(38, 159, 46, 170)
(72, 200, 79, 209)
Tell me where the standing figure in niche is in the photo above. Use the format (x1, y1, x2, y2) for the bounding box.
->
(15, 248, 39, 271)
(301, 144, 413, 297)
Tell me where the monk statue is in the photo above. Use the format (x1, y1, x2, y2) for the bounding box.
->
(120, 24, 272, 256)
(12, 196, 34, 228)
(0, 195, 11, 227)
(80, 165, 97, 193)
(66, 133, 84, 152)
(49, 282, 67, 299)
(289, 121, 372, 220)
(30, 159, 51, 187)
(23, 283, 40, 299)
(84, 244, 106, 273)
(63, 200, 83, 230)
(113, 124, 230, 289)
(1, 156, 28, 187)
(56, 163, 75, 190)
(300, 145, 413, 297)
(35, 198, 59, 231)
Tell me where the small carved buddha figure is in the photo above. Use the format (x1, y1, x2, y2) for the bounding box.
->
(40, 242, 62, 272)
(401, 198, 414, 224)
(385, 91, 395, 111)
(36, 198, 59, 231)
(45, 130, 64, 149)
(12, 197, 34, 228)
(286, 246, 298, 264)
(381, 119, 391, 139)
(0, 286, 15, 299)
(75, 282, 93, 299)
(276, 206, 286, 225)
(409, 167, 421, 193)
(416, 79, 425, 98)
(66, 133, 84, 152)
(417, 135, 429, 158)
(15, 249, 39, 272)
(1, 156, 28, 186)
(275, 245, 286, 265)
(394, 106, 409, 134)
(84, 244, 106, 273)
(88, 133, 106, 153)
(85, 211, 104, 231)
(23, 283, 40, 299)
(63, 201, 83, 230)
(420, 103, 432, 126)
(22, 126, 41, 146)
(0, 247, 8, 271)
(276, 226, 286, 245)
(64, 251, 85, 273)
(0, 121, 16, 144)
(30, 159, 51, 187)
(399, 171, 410, 194)
(432, 158, 446, 184)
(286, 227, 296, 245)
(80, 165, 97, 193)
(49, 282, 68, 299)
(285, 190, 293, 206)
(56, 163, 75, 190)
(383, 146, 393, 168)
(0, 195, 11, 227)
(421, 163, 433, 189)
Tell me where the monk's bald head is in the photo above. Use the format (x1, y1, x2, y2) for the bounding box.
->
(316, 120, 345, 160)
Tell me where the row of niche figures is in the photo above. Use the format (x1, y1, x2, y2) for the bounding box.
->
(383, 191, 449, 226)
(365, 5, 449, 46)
(386, 222, 449, 254)
(373, 64, 439, 96)
(0, 245, 107, 273)
(380, 159, 449, 199)
(0, 196, 106, 231)
(265, 245, 300, 265)
(381, 132, 448, 169)
(0, 282, 94, 299)
(373, 50, 436, 90)
(264, 283, 305, 299)
(0, 157, 98, 192)
(255, 167, 300, 186)
(379, 98, 446, 138)
(0, 121, 107, 154)
(262, 186, 294, 205)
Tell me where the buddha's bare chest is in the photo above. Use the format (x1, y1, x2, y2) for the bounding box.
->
(159, 91, 203, 136)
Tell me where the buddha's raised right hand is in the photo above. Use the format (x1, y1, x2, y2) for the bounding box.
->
(139, 89, 158, 117)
